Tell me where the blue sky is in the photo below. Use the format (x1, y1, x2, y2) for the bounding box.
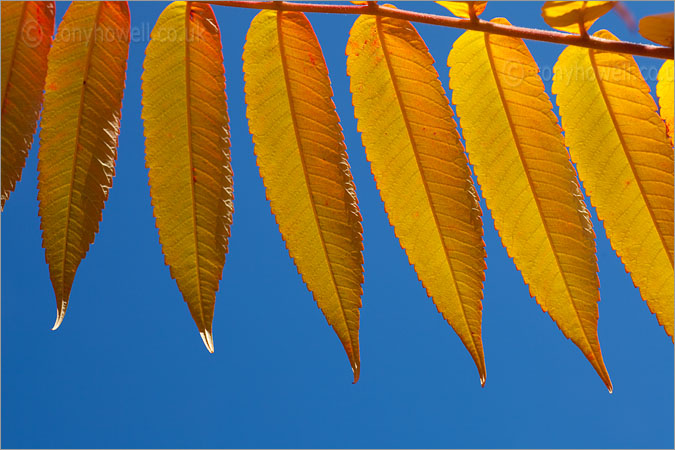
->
(2, 1, 673, 448)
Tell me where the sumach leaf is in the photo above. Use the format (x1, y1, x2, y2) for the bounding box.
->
(553, 30, 674, 339)
(638, 12, 674, 47)
(243, 10, 364, 381)
(142, 1, 232, 353)
(542, 1, 615, 34)
(2, 1, 54, 209)
(347, 12, 487, 384)
(449, 18, 612, 391)
(657, 60, 674, 145)
(436, 1, 487, 18)
(38, 1, 129, 330)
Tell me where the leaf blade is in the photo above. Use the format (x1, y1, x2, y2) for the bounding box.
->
(2, 1, 54, 209)
(449, 18, 612, 390)
(553, 30, 674, 339)
(436, 1, 487, 19)
(243, 10, 364, 381)
(638, 12, 674, 47)
(37, 1, 129, 329)
(142, 1, 233, 352)
(657, 60, 674, 145)
(542, 1, 615, 34)
(347, 13, 487, 384)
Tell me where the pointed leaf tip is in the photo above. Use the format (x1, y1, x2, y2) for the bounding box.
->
(352, 362, 360, 384)
(200, 328, 215, 353)
(51, 306, 66, 331)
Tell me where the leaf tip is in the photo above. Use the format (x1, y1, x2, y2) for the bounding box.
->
(604, 376, 613, 394)
(351, 361, 360, 384)
(51, 304, 67, 331)
(200, 328, 215, 353)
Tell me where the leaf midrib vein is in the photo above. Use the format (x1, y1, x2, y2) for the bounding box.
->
(184, 3, 208, 334)
(60, 2, 103, 302)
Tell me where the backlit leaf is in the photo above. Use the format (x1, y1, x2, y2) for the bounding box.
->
(657, 60, 674, 145)
(37, 1, 129, 330)
(542, 1, 615, 34)
(553, 30, 674, 339)
(347, 12, 487, 384)
(436, 1, 487, 18)
(142, 1, 232, 353)
(243, 10, 364, 381)
(449, 18, 612, 391)
(1, 1, 54, 209)
(639, 12, 674, 47)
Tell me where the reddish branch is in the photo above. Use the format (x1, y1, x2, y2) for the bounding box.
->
(208, 1, 674, 60)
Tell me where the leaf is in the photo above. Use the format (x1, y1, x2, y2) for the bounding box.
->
(37, 1, 129, 330)
(657, 60, 674, 145)
(142, 1, 232, 353)
(1, 1, 54, 209)
(243, 10, 364, 381)
(347, 12, 487, 384)
(639, 12, 674, 47)
(542, 1, 615, 34)
(552, 30, 674, 340)
(449, 18, 612, 391)
(436, 1, 487, 18)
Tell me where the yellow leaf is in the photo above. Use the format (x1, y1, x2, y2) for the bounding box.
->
(436, 1, 487, 18)
(639, 12, 674, 47)
(37, 1, 129, 330)
(243, 10, 364, 381)
(449, 18, 612, 391)
(657, 60, 674, 145)
(142, 1, 232, 353)
(542, 1, 615, 34)
(347, 13, 487, 384)
(553, 30, 674, 340)
(1, 1, 54, 209)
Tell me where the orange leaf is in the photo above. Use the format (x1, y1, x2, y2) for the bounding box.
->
(657, 60, 674, 145)
(639, 12, 674, 47)
(38, 1, 130, 329)
(1, 1, 54, 209)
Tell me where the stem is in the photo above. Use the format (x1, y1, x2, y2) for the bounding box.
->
(208, 1, 673, 60)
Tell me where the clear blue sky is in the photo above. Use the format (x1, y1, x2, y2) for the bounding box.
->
(2, 2, 673, 448)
